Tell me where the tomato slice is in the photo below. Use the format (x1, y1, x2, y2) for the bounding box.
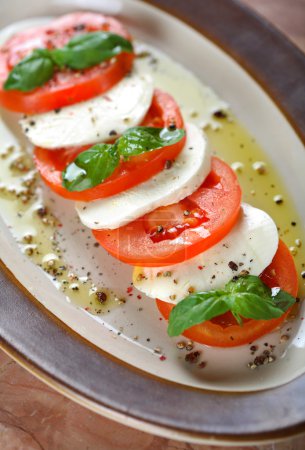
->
(93, 157, 242, 266)
(157, 240, 298, 347)
(33, 89, 185, 201)
(0, 12, 134, 113)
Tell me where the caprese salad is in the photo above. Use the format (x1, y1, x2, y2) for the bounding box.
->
(0, 12, 298, 348)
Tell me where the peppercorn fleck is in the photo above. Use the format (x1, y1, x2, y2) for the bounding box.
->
(37, 206, 48, 217)
(168, 123, 177, 131)
(231, 161, 244, 173)
(213, 110, 227, 119)
(185, 351, 200, 364)
(176, 341, 186, 350)
(252, 161, 267, 174)
(290, 246, 298, 256)
(185, 341, 194, 351)
(273, 194, 283, 204)
(228, 261, 238, 271)
(96, 291, 107, 304)
(164, 160, 173, 170)
(198, 361, 207, 369)
(163, 271, 172, 277)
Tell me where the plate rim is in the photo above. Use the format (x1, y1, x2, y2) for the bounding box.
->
(148, 0, 305, 144)
(2, 262, 305, 446)
(1, 0, 305, 444)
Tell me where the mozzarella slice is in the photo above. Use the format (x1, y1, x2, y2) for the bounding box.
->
(133, 203, 279, 303)
(20, 72, 154, 149)
(76, 123, 211, 230)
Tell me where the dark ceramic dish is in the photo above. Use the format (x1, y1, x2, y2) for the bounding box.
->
(0, 0, 305, 444)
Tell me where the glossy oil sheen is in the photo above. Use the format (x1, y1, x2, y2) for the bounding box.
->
(0, 3, 305, 394)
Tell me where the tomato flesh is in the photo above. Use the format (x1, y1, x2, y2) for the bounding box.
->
(34, 89, 185, 201)
(146, 201, 209, 243)
(93, 157, 242, 266)
(0, 12, 134, 113)
(157, 240, 298, 347)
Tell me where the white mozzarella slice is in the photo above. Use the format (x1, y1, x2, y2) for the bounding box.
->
(76, 123, 211, 230)
(20, 72, 154, 149)
(133, 203, 279, 303)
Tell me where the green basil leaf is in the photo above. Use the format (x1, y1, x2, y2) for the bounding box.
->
(4, 32, 133, 92)
(231, 310, 243, 326)
(168, 292, 230, 337)
(62, 144, 119, 192)
(117, 127, 185, 160)
(167, 275, 296, 337)
(230, 293, 284, 320)
(226, 275, 271, 298)
(62, 126, 185, 192)
(50, 31, 133, 70)
(3, 49, 54, 92)
(272, 289, 296, 311)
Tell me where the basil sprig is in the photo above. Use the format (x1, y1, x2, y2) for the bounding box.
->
(4, 49, 55, 92)
(62, 126, 185, 192)
(4, 31, 133, 92)
(168, 275, 296, 337)
(63, 144, 120, 192)
(117, 127, 184, 160)
(50, 32, 133, 70)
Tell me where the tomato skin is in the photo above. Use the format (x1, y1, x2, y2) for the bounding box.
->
(156, 240, 298, 347)
(33, 89, 185, 201)
(141, 87, 184, 129)
(93, 157, 242, 267)
(0, 12, 134, 114)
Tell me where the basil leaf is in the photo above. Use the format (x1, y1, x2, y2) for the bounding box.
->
(117, 127, 185, 160)
(167, 275, 296, 337)
(4, 49, 54, 92)
(50, 32, 133, 70)
(272, 289, 296, 311)
(4, 32, 133, 92)
(62, 144, 119, 191)
(226, 275, 271, 299)
(63, 126, 185, 192)
(168, 292, 230, 337)
(230, 293, 284, 320)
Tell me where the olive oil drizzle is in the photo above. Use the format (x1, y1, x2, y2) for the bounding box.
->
(0, 41, 304, 320)
(0, 143, 124, 315)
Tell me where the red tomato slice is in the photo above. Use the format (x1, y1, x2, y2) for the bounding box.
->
(0, 12, 134, 113)
(93, 157, 242, 266)
(157, 240, 298, 347)
(33, 89, 185, 201)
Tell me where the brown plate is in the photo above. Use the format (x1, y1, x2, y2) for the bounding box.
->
(0, 0, 305, 445)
